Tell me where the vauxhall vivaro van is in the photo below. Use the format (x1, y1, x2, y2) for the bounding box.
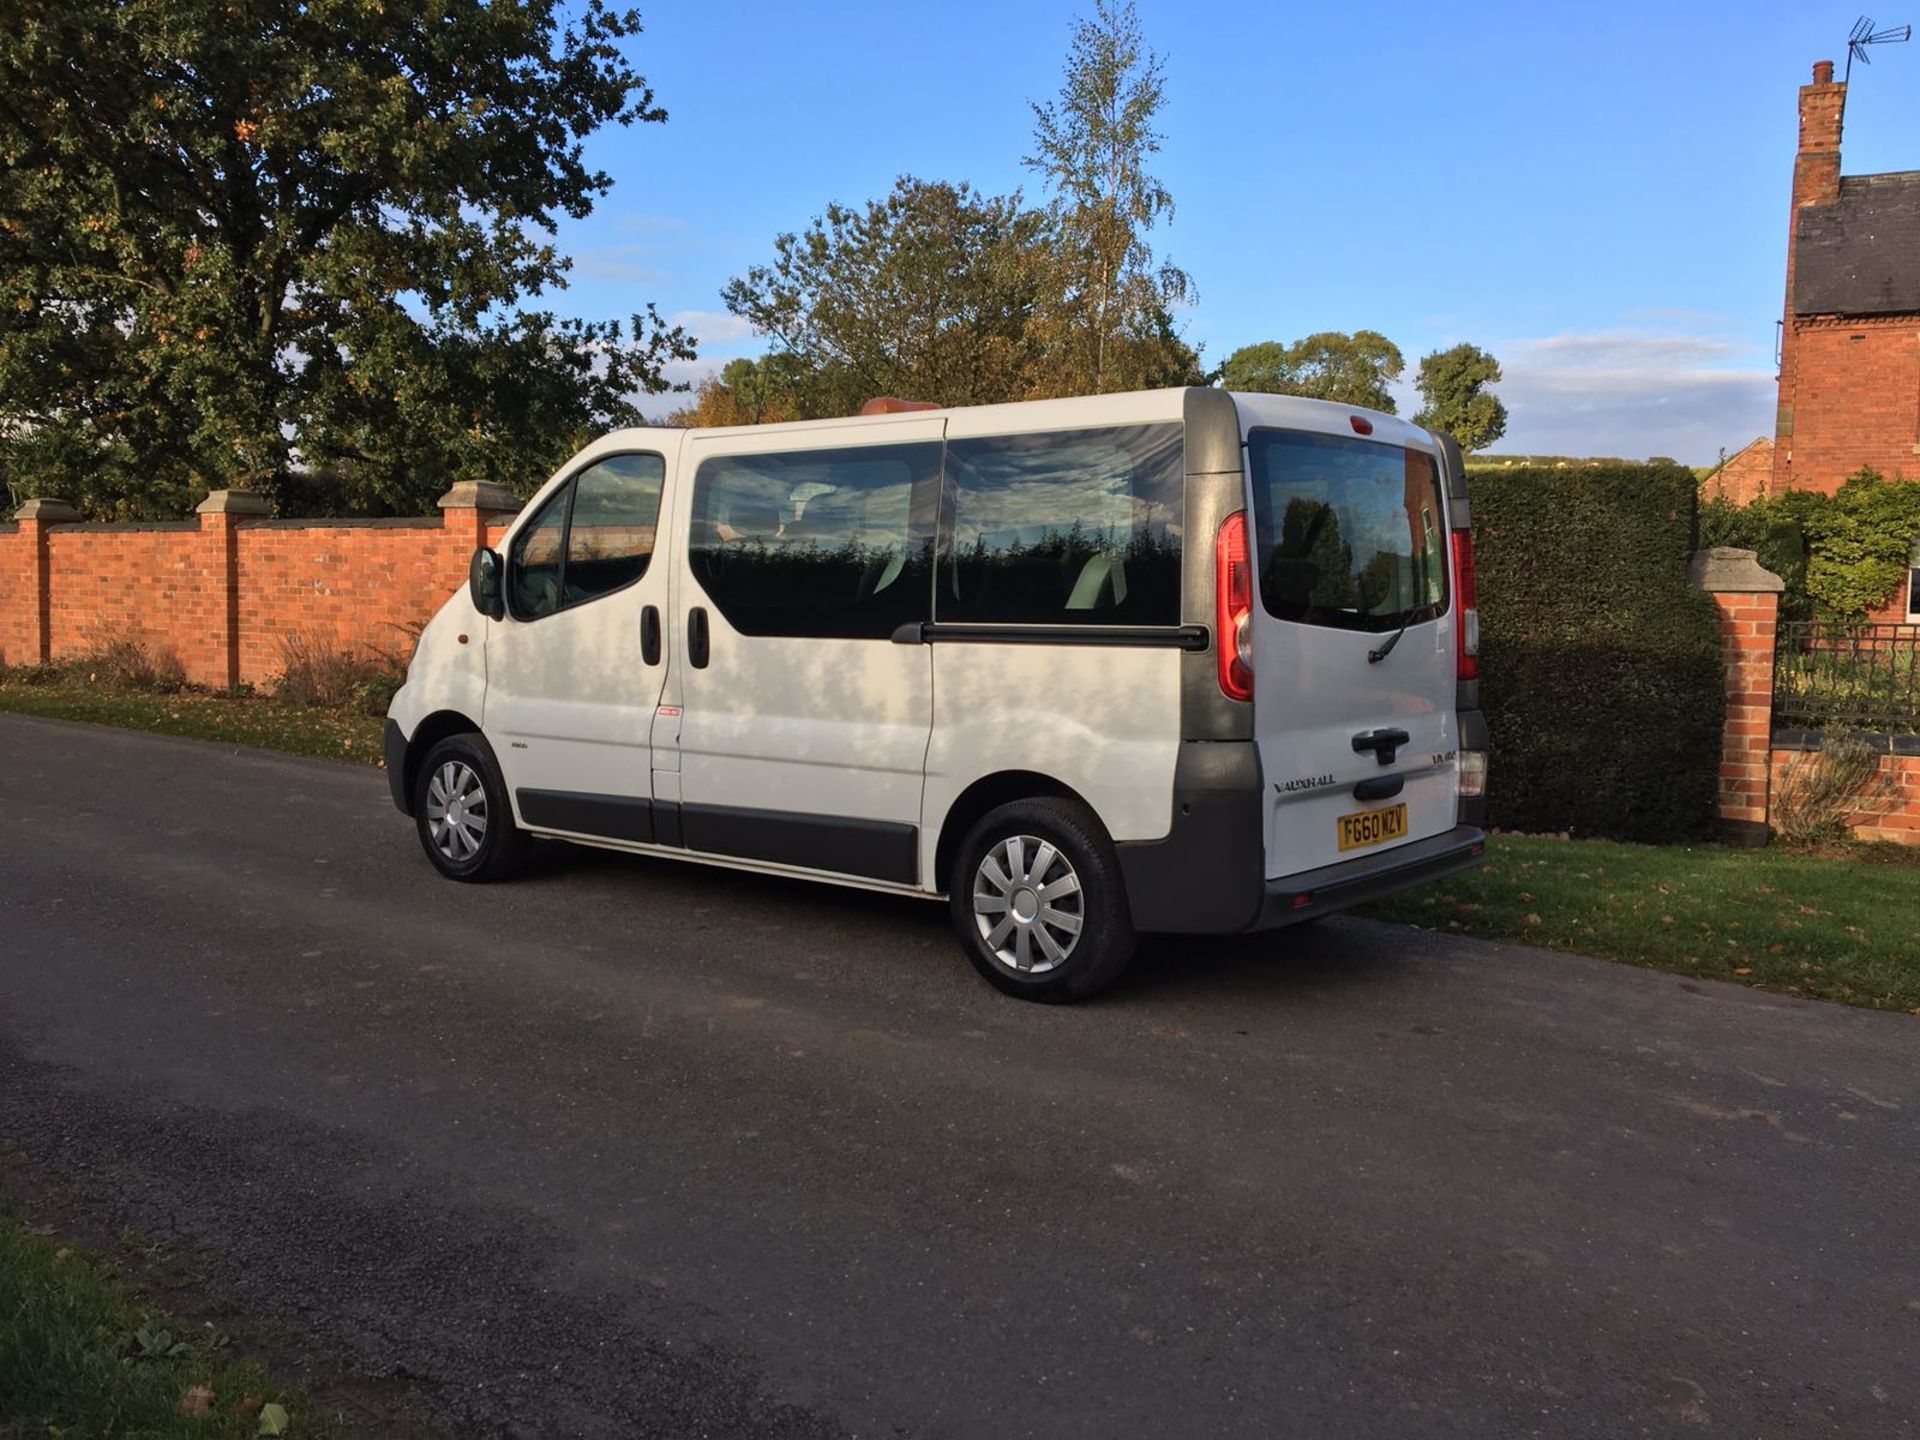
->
(385, 387, 1487, 1001)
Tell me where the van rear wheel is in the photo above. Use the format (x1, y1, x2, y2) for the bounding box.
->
(950, 797, 1135, 1002)
(412, 733, 528, 883)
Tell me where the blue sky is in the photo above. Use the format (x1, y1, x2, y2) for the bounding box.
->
(545, 1, 1920, 462)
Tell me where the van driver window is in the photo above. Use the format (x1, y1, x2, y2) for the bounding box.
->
(507, 453, 665, 621)
(566, 454, 665, 604)
(508, 486, 567, 620)
(689, 442, 940, 638)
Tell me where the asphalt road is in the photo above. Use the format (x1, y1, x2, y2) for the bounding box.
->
(2, 714, 1917, 1438)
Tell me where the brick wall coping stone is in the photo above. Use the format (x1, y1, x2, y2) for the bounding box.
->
(195, 489, 274, 516)
(12, 498, 82, 522)
(1773, 728, 1920, 754)
(248, 516, 442, 530)
(61, 520, 200, 533)
(1690, 546, 1786, 593)
(436, 480, 521, 513)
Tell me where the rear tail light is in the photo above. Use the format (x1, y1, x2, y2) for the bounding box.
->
(1458, 750, 1488, 798)
(1215, 512, 1253, 702)
(1451, 528, 1479, 681)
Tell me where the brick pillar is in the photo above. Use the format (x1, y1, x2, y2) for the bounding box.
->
(194, 489, 272, 689)
(10, 498, 80, 664)
(1690, 547, 1787, 846)
(437, 479, 522, 554)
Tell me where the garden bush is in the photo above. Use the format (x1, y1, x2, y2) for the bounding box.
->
(1473, 461, 1723, 842)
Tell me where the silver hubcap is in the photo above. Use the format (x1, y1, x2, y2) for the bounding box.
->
(426, 760, 488, 862)
(973, 834, 1084, 974)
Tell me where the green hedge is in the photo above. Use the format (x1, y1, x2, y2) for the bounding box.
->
(1473, 462, 1724, 842)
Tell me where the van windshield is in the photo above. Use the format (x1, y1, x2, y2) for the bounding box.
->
(1246, 428, 1447, 633)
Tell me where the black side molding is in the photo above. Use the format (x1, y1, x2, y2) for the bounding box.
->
(517, 789, 656, 843)
(891, 621, 1210, 650)
(680, 803, 917, 885)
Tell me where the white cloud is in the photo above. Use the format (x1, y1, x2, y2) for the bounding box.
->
(1478, 329, 1775, 463)
(667, 310, 755, 346)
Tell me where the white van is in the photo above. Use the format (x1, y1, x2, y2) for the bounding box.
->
(385, 388, 1487, 1001)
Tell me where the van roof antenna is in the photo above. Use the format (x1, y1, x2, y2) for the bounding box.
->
(1845, 16, 1911, 83)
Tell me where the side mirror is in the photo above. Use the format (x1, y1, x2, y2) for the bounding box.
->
(469, 547, 505, 621)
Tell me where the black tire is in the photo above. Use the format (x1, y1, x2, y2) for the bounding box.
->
(949, 797, 1136, 1002)
(411, 732, 529, 883)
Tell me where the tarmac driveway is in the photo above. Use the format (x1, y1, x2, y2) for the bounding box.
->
(1, 713, 1916, 1437)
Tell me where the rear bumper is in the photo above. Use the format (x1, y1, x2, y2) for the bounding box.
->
(1251, 824, 1487, 930)
(384, 719, 410, 815)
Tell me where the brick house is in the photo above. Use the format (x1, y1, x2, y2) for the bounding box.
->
(1772, 60, 1920, 501)
(1701, 436, 1773, 504)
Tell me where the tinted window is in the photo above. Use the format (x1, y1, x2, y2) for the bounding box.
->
(507, 486, 567, 620)
(941, 424, 1183, 626)
(566, 454, 664, 604)
(690, 442, 939, 638)
(1246, 429, 1447, 633)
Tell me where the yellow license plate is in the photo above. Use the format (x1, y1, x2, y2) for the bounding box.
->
(1337, 803, 1408, 853)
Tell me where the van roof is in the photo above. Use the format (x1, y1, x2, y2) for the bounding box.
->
(617, 386, 1428, 449)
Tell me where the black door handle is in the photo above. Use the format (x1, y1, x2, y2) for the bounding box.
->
(1352, 728, 1410, 765)
(640, 605, 661, 666)
(688, 606, 710, 669)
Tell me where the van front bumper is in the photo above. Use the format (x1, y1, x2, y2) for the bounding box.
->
(384, 719, 410, 815)
(1252, 824, 1487, 930)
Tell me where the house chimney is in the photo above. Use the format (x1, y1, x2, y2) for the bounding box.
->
(1774, 59, 1849, 496)
(1795, 59, 1846, 209)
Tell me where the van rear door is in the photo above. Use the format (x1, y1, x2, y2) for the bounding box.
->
(1241, 415, 1460, 878)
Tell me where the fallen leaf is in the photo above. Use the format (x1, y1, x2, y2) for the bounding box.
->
(179, 1385, 214, 1417)
(258, 1401, 289, 1436)
(230, 1394, 264, 1417)
(1733, 967, 1753, 976)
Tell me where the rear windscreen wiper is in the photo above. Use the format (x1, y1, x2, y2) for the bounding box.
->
(1366, 602, 1437, 665)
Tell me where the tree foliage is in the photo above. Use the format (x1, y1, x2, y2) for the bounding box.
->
(1218, 332, 1405, 412)
(661, 357, 799, 428)
(1700, 469, 1920, 621)
(720, 179, 1058, 418)
(0, 0, 692, 517)
(1024, 0, 1193, 395)
(1413, 343, 1508, 452)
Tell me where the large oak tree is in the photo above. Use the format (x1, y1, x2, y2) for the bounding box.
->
(0, 0, 691, 516)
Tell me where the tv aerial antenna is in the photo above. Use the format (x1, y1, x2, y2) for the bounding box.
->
(1845, 15, 1911, 82)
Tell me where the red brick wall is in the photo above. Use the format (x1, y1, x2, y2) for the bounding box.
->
(0, 504, 515, 687)
(1775, 317, 1920, 493)
(1703, 438, 1775, 504)
(0, 524, 26, 666)
(1770, 747, 1920, 844)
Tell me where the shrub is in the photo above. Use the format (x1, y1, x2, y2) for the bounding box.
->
(1700, 468, 1920, 621)
(1772, 737, 1893, 844)
(78, 634, 187, 693)
(1473, 460, 1724, 842)
(276, 631, 411, 714)
(276, 633, 377, 708)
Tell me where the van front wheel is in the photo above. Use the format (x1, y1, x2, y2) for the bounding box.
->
(412, 733, 528, 883)
(950, 798, 1136, 1002)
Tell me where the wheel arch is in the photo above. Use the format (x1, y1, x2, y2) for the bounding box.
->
(932, 770, 1104, 894)
(400, 709, 486, 814)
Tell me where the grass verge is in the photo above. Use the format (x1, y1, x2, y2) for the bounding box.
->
(0, 1199, 347, 1438)
(1361, 833, 1920, 1013)
(0, 668, 384, 765)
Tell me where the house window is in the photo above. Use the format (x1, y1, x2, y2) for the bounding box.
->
(1908, 537, 1920, 621)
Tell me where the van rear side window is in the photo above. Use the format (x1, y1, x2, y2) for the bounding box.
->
(1246, 429, 1446, 633)
(941, 424, 1183, 626)
(690, 442, 940, 639)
